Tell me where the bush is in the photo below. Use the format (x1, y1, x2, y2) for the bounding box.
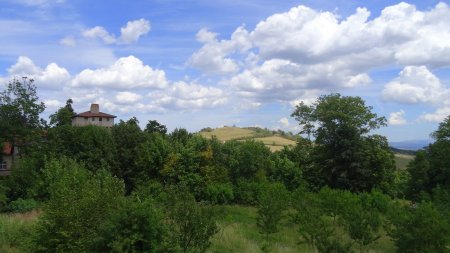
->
(234, 180, 264, 205)
(33, 158, 125, 252)
(6, 198, 38, 213)
(94, 198, 170, 253)
(206, 183, 234, 204)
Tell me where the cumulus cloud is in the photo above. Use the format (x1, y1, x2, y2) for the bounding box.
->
(187, 27, 251, 75)
(82, 26, 116, 44)
(115, 91, 142, 104)
(82, 19, 150, 45)
(119, 19, 151, 44)
(1, 55, 228, 114)
(419, 107, 450, 122)
(71, 55, 168, 89)
(187, 2, 450, 104)
(388, 110, 407, 125)
(6, 56, 70, 89)
(148, 81, 227, 110)
(382, 66, 447, 104)
(382, 65, 450, 123)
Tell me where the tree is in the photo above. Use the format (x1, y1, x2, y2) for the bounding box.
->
(291, 93, 394, 192)
(407, 115, 450, 200)
(165, 186, 219, 253)
(145, 120, 167, 135)
(0, 77, 45, 160)
(387, 201, 449, 253)
(112, 117, 144, 193)
(49, 99, 76, 127)
(34, 158, 125, 252)
(256, 183, 290, 250)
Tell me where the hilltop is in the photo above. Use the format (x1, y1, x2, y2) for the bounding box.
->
(198, 126, 297, 151)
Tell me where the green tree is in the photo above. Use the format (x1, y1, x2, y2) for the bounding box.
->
(49, 99, 76, 127)
(34, 158, 125, 253)
(387, 201, 449, 253)
(145, 120, 167, 135)
(0, 77, 45, 161)
(112, 117, 144, 192)
(291, 93, 393, 192)
(94, 197, 169, 253)
(256, 183, 290, 249)
(165, 186, 219, 253)
(407, 115, 450, 200)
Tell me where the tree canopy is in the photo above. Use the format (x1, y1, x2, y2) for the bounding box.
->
(291, 93, 394, 192)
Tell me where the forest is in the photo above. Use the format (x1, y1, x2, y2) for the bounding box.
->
(0, 78, 449, 253)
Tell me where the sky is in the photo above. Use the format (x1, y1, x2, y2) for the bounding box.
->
(1, 0, 450, 142)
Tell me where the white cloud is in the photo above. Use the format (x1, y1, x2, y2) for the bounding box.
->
(13, 0, 64, 6)
(6, 56, 70, 89)
(115, 91, 142, 104)
(279, 117, 289, 127)
(382, 66, 447, 104)
(71, 55, 168, 89)
(148, 81, 227, 110)
(59, 36, 76, 47)
(187, 27, 251, 75)
(187, 2, 450, 104)
(419, 107, 450, 122)
(44, 99, 62, 110)
(82, 26, 116, 44)
(82, 19, 150, 45)
(119, 19, 151, 44)
(388, 110, 407, 125)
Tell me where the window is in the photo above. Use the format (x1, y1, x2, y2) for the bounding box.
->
(107, 118, 110, 122)
(84, 117, 88, 120)
(92, 117, 95, 121)
(99, 117, 102, 122)
(0, 161, 7, 170)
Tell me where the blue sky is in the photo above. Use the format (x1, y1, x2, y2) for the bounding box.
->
(1, 0, 450, 142)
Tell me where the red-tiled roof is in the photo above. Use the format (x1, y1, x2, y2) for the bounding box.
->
(73, 111, 116, 118)
(2, 142, 12, 155)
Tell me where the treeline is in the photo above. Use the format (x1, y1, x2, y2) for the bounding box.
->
(0, 79, 449, 252)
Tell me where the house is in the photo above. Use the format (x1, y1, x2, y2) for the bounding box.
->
(72, 104, 116, 127)
(1, 142, 17, 176)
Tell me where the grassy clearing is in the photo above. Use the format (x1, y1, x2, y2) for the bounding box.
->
(200, 127, 256, 141)
(0, 210, 39, 253)
(209, 205, 396, 253)
(394, 154, 414, 170)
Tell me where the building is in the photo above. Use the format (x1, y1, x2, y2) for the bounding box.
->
(1, 142, 17, 176)
(72, 104, 116, 127)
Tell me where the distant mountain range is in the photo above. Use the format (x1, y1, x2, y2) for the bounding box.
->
(389, 139, 432, 151)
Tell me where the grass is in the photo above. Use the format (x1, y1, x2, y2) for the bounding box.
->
(200, 127, 256, 141)
(209, 205, 396, 253)
(0, 210, 39, 253)
(199, 127, 296, 152)
(394, 154, 414, 170)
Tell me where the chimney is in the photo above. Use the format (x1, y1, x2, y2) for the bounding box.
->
(90, 104, 99, 113)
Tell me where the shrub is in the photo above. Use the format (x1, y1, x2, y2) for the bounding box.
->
(6, 198, 38, 213)
(206, 183, 234, 204)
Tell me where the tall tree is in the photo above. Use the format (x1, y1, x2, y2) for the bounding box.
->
(0, 77, 45, 161)
(291, 93, 394, 192)
(49, 99, 76, 127)
(145, 120, 167, 135)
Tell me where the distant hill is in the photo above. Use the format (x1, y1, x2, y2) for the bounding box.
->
(198, 126, 297, 151)
(389, 139, 431, 151)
